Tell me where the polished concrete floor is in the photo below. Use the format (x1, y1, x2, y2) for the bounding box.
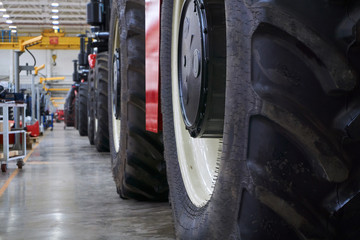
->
(0, 123, 175, 240)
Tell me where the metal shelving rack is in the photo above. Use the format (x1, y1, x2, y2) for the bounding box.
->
(0, 103, 27, 172)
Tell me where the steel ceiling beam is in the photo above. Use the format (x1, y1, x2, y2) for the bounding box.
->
(2, 1, 87, 7)
(0, 0, 89, 35)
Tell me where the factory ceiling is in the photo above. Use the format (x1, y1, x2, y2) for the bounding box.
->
(0, 0, 89, 36)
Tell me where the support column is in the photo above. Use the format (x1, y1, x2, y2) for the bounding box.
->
(14, 51, 22, 148)
(31, 74, 35, 121)
(14, 51, 22, 127)
(37, 86, 40, 123)
(9, 49, 14, 85)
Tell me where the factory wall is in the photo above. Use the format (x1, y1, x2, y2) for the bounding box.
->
(0, 49, 78, 85)
(0, 49, 79, 110)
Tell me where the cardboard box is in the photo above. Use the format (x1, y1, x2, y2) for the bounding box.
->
(0, 150, 20, 159)
(0, 121, 11, 132)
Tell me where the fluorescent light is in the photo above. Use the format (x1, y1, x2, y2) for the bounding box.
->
(51, 15, 59, 19)
(53, 26, 59, 30)
(11, 30, 16, 33)
(9, 25, 16, 29)
(6, 19, 12, 24)
(52, 20, 59, 25)
(3, 14, 9, 18)
(51, 9, 59, 13)
(0, 2, 3, 5)
(51, 3, 59, 7)
(0, 8, 6, 12)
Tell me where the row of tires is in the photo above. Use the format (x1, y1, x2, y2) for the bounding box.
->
(74, 52, 110, 153)
(69, 0, 360, 239)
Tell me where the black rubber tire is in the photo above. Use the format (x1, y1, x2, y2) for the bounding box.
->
(78, 82, 88, 136)
(75, 91, 79, 130)
(1, 164, 7, 173)
(94, 52, 110, 152)
(108, 0, 168, 201)
(87, 69, 95, 145)
(161, 0, 360, 239)
(64, 88, 76, 127)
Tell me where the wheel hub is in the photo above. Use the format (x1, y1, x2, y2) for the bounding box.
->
(178, 0, 225, 138)
(113, 48, 121, 119)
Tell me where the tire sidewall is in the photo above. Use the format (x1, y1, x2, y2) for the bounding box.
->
(108, 0, 122, 171)
(161, 0, 252, 238)
(79, 82, 88, 136)
(87, 69, 95, 144)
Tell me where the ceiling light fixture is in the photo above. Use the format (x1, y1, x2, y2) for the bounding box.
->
(11, 30, 16, 33)
(0, 8, 6, 12)
(51, 9, 59, 13)
(9, 25, 16, 29)
(51, 3, 59, 7)
(52, 20, 59, 25)
(6, 19, 12, 24)
(3, 14, 9, 18)
(53, 26, 59, 30)
(51, 15, 59, 19)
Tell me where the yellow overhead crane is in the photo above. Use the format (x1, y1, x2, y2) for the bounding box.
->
(18, 35, 43, 51)
(52, 101, 65, 104)
(47, 88, 71, 91)
(13, 36, 44, 133)
(0, 30, 83, 50)
(34, 64, 45, 76)
(52, 100, 65, 108)
(40, 77, 65, 84)
(40, 77, 69, 92)
(50, 97, 64, 100)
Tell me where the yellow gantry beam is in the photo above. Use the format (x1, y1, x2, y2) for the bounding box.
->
(0, 36, 83, 50)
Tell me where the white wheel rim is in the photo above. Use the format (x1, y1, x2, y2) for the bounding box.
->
(112, 105, 121, 153)
(111, 16, 121, 153)
(172, 0, 222, 207)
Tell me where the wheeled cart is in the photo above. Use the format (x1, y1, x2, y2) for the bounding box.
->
(0, 103, 27, 172)
(43, 113, 54, 131)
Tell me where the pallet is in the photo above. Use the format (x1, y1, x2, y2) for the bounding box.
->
(28, 136, 39, 143)
(26, 143, 33, 150)
(25, 132, 40, 149)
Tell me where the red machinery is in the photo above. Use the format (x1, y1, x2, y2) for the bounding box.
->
(55, 109, 65, 122)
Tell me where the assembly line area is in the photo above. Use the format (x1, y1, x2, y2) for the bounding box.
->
(0, 123, 175, 239)
(1, 0, 360, 239)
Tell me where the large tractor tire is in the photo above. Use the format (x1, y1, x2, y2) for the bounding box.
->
(64, 87, 76, 127)
(75, 91, 79, 130)
(87, 69, 95, 145)
(78, 82, 88, 136)
(161, 0, 360, 239)
(108, 0, 168, 201)
(94, 52, 110, 152)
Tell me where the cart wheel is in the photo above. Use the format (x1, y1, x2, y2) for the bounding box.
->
(17, 161, 24, 169)
(63, 126, 66, 130)
(1, 164, 7, 172)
